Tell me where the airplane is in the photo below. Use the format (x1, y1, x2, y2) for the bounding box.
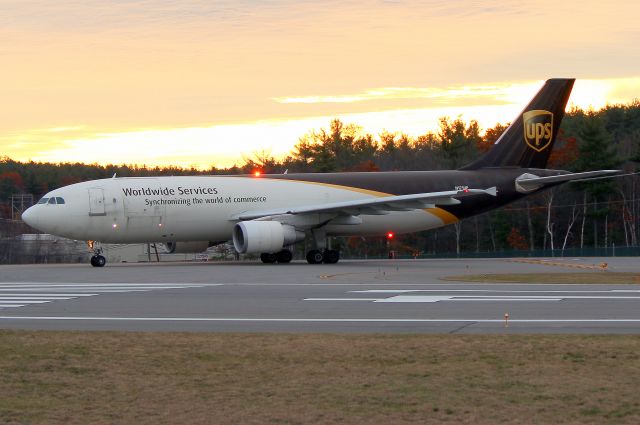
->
(22, 78, 619, 267)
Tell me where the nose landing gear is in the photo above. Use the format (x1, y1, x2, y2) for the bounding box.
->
(90, 254, 107, 267)
(87, 240, 107, 267)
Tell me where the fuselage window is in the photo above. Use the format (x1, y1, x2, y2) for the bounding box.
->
(55, 197, 65, 204)
(48, 197, 57, 204)
(37, 197, 49, 204)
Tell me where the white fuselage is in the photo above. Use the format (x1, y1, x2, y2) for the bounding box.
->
(22, 176, 455, 243)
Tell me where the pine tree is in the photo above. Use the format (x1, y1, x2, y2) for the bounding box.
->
(573, 114, 620, 246)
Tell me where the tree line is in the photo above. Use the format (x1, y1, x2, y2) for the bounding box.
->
(1, 101, 639, 257)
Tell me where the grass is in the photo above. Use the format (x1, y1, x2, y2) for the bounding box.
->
(1, 332, 640, 424)
(441, 272, 640, 284)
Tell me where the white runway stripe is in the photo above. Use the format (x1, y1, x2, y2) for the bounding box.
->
(0, 294, 96, 297)
(0, 288, 202, 293)
(305, 298, 379, 302)
(0, 289, 163, 292)
(322, 289, 640, 303)
(0, 297, 75, 300)
(0, 282, 218, 311)
(0, 282, 223, 287)
(376, 296, 562, 302)
(352, 289, 640, 294)
(0, 285, 201, 289)
(0, 300, 51, 304)
(1, 316, 640, 323)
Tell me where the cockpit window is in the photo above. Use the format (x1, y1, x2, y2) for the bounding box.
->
(37, 196, 65, 205)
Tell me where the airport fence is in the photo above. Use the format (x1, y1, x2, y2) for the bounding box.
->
(1, 238, 639, 264)
(0, 238, 88, 264)
(342, 245, 640, 260)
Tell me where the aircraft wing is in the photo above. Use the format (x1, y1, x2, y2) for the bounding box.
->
(233, 187, 497, 221)
(516, 170, 621, 190)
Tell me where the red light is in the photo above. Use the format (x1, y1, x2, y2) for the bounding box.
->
(387, 232, 394, 239)
(254, 171, 261, 177)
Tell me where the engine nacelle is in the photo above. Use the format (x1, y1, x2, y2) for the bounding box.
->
(164, 241, 211, 254)
(233, 221, 304, 254)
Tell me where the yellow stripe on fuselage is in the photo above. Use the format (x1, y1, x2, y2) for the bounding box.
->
(273, 177, 460, 225)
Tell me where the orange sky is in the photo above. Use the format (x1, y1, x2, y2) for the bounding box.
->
(2, 0, 640, 169)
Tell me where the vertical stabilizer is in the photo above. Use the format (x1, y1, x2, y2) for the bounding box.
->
(461, 78, 575, 170)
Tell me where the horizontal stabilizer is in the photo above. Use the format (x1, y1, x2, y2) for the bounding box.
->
(516, 170, 621, 191)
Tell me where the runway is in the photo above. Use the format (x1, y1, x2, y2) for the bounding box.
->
(0, 257, 639, 333)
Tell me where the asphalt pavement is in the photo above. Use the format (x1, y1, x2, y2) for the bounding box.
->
(0, 257, 639, 333)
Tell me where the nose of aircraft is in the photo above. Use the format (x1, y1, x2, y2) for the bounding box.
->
(21, 206, 40, 229)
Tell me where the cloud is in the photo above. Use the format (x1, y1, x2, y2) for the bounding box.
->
(273, 83, 527, 105)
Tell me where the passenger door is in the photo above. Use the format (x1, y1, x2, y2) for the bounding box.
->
(88, 188, 106, 216)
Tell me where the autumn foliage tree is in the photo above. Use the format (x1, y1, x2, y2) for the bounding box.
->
(506, 227, 528, 250)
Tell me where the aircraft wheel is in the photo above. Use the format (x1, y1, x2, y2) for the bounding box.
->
(91, 255, 106, 267)
(260, 253, 277, 264)
(276, 249, 293, 263)
(306, 249, 323, 264)
(323, 249, 340, 264)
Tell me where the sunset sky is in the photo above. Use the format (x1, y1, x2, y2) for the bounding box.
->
(2, 0, 640, 169)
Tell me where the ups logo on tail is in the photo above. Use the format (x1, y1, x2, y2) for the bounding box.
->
(523, 110, 553, 152)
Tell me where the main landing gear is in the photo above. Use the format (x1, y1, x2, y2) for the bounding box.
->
(306, 249, 340, 264)
(260, 249, 293, 264)
(259, 229, 341, 264)
(87, 240, 106, 268)
(305, 228, 340, 264)
(259, 248, 340, 264)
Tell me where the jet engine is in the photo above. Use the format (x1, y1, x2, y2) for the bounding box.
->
(233, 221, 304, 254)
(164, 241, 211, 254)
